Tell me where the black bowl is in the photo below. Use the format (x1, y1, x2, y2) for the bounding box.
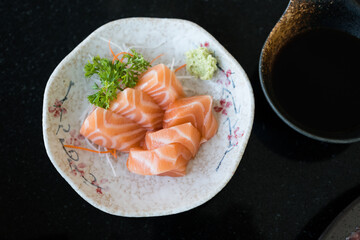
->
(259, 0, 360, 143)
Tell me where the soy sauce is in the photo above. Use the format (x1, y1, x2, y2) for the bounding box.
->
(272, 29, 360, 136)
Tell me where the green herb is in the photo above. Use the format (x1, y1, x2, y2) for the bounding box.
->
(84, 50, 150, 109)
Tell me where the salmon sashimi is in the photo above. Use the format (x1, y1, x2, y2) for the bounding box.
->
(163, 95, 218, 143)
(109, 88, 164, 130)
(80, 107, 147, 152)
(135, 64, 185, 110)
(127, 143, 193, 177)
(145, 122, 201, 157)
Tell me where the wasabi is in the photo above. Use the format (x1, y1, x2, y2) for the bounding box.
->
(185, 47, 217, 80)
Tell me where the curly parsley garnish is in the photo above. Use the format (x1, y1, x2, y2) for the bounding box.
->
(84, 50, 150, 109)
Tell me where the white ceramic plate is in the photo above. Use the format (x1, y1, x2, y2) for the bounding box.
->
(42, 18, 254, 217)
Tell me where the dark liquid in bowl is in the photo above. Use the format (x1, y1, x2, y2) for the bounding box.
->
(272, 29, 360, 137)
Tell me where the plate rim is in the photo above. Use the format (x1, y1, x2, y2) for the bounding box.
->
(319, 196, 360, 240)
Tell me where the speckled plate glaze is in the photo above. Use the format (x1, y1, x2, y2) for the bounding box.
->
(320, 197, 360, 240)
(42, 18, 254, 217)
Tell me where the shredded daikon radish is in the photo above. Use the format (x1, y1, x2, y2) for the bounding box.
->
(99, 37, 124, 52)
(79, 39, 195, 168)
(126, 40, 166, 51)
(84, 138, 99, 151)
(104, 149, 117, 177)
(170, 58, 175, 71)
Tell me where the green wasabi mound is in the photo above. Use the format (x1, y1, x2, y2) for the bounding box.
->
(185, 47, 217, 80)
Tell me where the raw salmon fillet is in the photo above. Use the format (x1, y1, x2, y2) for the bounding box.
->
(80, 107, 147, 152)
(109, 88, 164, 130)
(135, 64, 185, 110)
(145, 122, 201, 157)
(163, 95, 218, 143)
(127, 143, 193, 177)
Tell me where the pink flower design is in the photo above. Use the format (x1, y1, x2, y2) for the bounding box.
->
(227, 127, 244, 146)
(69, 161, 104, 194)
(225, 78, 231, 86)
(48, 99, 67, 118)
(78, 163, 86, 168)
(220, 99, 226, 106)
(77, 134, 85, 140)
(215, 98, 233, 115)
(217, 69, 233, 87)
(92, 180, 107, 193)
(228, 134, 239, 146)
(214, 106, 223, 112)
(71, 169, 77, 176)
(226, 69, 232, 78)
(100, 178, 109, 184)
(200, 41, 209, 47)
(233, 127, 239, 136)
(66, 129, 84, 146)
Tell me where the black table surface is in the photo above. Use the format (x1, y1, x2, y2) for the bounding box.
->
(2, 0, 360, 239)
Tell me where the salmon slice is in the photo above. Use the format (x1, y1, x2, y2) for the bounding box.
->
(145, 122, 201, 157)
(127, 143, 193, 177)
(163, 95, 218, 143)
(135, 64, 185, 110)
(109, 88, 164, 130)
(80, 107, 147, 152)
